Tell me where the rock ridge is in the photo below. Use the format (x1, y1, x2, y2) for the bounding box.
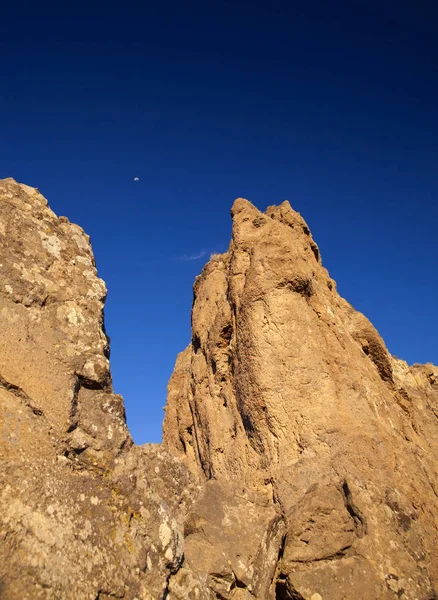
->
(1, 178, 437, 600)
(163, 196, 438, 598)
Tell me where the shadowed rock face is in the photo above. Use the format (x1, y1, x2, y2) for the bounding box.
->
(1, 179, 438, 600)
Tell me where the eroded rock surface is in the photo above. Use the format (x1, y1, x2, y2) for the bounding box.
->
(0, 179, 206, 600)
(1, 178, 438, 599)
(164, 198, 438, 599)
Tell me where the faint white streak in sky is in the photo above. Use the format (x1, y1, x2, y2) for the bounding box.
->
(134, 177, 139, 181)
(177, 250, 209, 261)
(136, 250, 211, 267)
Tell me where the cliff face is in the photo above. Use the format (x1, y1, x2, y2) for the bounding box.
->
(1, 179, 438, 600)
(0, 179, 207, 600)
(163, 198, 438, 598)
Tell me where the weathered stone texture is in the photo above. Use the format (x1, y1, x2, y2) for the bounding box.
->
(0, 179, 204, 599)
(164, 197, 438, 599)
(2, 178, 438, 599)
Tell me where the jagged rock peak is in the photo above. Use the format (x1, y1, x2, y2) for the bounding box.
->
(164, 196, 438, 598)
(2, 181, 438, 599)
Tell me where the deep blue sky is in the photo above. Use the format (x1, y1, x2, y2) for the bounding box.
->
(1, 1, 437, 443)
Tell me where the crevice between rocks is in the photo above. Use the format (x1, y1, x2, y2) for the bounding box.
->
(272, 531, 287, 597)
(341, 480, 367, 538)
(0, 374, 44, 416)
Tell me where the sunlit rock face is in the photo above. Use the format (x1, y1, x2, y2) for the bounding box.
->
(0, 179, 207, 600)
(1, 177, 438, 599)
(164, 197, 438, 599)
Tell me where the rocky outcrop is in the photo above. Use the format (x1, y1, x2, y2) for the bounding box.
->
(1, 178, 438, 599)
(0, 179, 206, 600)
(164, 198, 438, 599)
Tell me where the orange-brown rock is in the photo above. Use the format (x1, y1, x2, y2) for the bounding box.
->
(0, 179, 208, 600)
(2, 178, 438, 599)
(164, 198, 438, 599)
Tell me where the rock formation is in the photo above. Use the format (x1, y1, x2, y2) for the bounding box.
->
(0, 178, 205, 600)
(1, 177, 438, 599)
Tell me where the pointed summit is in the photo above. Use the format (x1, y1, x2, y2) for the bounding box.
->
(164, 198, 438, 598)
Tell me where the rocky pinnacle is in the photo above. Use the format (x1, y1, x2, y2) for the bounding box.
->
(1, 179, 437, 599)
